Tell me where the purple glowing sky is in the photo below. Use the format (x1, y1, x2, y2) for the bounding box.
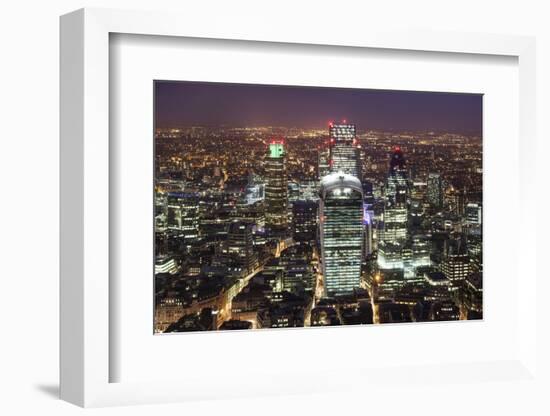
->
(155, 81, 482, 134)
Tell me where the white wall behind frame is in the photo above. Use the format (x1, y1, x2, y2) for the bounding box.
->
(110, 33, 519, 383)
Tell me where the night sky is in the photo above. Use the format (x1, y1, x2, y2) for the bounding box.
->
(155, 81, 482, 135)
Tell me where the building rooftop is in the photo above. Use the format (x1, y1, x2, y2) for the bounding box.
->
(424, 271, 450, 286)
(320, 172, 363, 194)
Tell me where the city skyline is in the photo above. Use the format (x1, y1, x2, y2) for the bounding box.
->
(154, 81, 482, 333)
(155, 81, 483, 135)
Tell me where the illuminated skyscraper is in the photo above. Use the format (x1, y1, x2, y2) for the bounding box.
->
(224, 221, 258, 277)
(441, 234, 470, 288)
(381, 147, 409, 244)
(166, 192, 200, 242)
(449, 187, 466, 216)
(329, 123, 361, 179)
(292, 200, 318, 244)
(383, 210, 407, 242)
(386, 146, 409, 207)
(320, 173, 364, 297)
(427, 173, 444, 208)
(265, 140, 288, 231)
(378, 148, 409, 271)
(411, 234, 431, 268)
(441, 252, 470, 289)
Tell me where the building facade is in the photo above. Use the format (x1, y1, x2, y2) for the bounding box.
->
(166, 192, 200, 242)
(329, 123, 361, 179)
(264, 140, 288, 231)
(320, 173, 364, 297)
(427, 173, 444, 208)
(223, 221, 258, 277)
(292, 200, 318, 244)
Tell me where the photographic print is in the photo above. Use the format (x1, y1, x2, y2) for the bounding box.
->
(154, 81, 483, 333)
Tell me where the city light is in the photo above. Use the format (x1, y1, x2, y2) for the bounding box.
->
(154, 82, 483, 333)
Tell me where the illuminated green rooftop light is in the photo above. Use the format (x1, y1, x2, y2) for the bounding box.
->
(269, 142, 284, 158)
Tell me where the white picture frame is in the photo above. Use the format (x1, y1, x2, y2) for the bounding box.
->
(60, 7, 539, 408)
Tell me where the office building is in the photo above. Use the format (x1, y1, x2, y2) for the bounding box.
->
(292, 200, 318, 244)
(411, 234, 431, 268)
(441, 235, 470, 288)
(244, 172, 265, 205)
(318, 147, 331, 179)
(427, 173, 444, 208)
(224, 221, 258, 277)
(378, 148, 408, 272)
(320, 172, 364, 297)
(264, 140, 288, 231)
(154, 255, 179, 275)
(377, 241, 404, 270)
(386, 146, 409, 206)
(329, 123, 361, 178)
(466, 202, 482, 225)
(381, 207, 408, 242)
(166, 192, 200, 241)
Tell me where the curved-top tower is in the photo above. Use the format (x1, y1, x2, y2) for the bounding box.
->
(319, 172, 364, 297)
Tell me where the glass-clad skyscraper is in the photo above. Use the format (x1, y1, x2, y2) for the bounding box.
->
(329, 123, 361, 179)
(378, 147, 409, 271)
(385, 146, 409, 207)
(320, 173, 364, 297)
(381, 148, 409, 243)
